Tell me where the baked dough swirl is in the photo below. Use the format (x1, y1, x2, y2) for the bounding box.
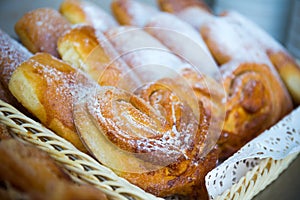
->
(73, 78, 218, 198)
(218, 61, 293, 159)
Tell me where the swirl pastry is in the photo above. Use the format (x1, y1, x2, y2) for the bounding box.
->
(111, 0, 159, 27)
(221, 11, 300, 104)
(8, 53, 97, 152)
(157, 0, 213, 30)
(15, 8, 71, 57)
(218, 61, 293, 159)
(105, 26, 225, 139)
(57, 25, 141, 90)
(60, 0, 118, 32)
(0, 139, 107, 200)
(73, 79, 218, 198)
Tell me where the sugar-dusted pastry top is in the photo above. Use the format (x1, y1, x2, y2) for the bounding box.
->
(112, 0, 159, 27)
(60, 0, 118, 32)
(15, 8, 71, 57)
(8, 53, 97, 152)
(57, 25, 141, 90)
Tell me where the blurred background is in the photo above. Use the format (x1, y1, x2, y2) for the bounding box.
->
(0, 0, 299, 199)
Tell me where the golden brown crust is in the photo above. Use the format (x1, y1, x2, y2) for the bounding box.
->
(15, 8, 71, 57)
(157, 0, 211, 14)
(60, 0, 118, 32)
(8, 53, 96, 152)
(267, 51, 300, 104)
(0, 139, 107, 200)
(76, 80, 218, 198)
(216, 11, 300, 105)
(218, 62, 293, 159)
(57, 25, 139, 89)
(111, 0, 159, 27)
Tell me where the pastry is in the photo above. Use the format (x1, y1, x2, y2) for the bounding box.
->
(57, 25, 141, 90)
(109, 0, 216, 76)
(157, 0, 213, 30)
(218, 60, 293, 159)
(144, 12, 216, 76)
(105, 26, 190, 81)
(73, 79, 219, 198)
(60, 0, 118, 32)
(0, 139, 107, 200)
(111, 0, 159, 27)
(221, 11, 300, 104)
(0, 29, 32, 110)
(8, 53, 98, 152)
(15, 8, 71, 57)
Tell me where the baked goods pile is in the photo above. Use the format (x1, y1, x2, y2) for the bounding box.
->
(0, 0, 299, 199)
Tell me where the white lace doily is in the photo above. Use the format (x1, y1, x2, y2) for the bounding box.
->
(206, 106, 300, 199)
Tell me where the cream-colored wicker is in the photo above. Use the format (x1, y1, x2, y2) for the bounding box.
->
(0, 99, 298, 200)
(0, 100, 161, 200)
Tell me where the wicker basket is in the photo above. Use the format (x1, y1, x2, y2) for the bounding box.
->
(0, 99, 298, 200)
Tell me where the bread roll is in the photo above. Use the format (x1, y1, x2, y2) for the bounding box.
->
(0, 29, 32, 110)
(111, 0, 159, 27)
(60, 0, 118, 32)
(8, 53, 97, 152)
(57, 25, 141, 90)
(158, 0, 213, 30)
(15, 8, 71, 57)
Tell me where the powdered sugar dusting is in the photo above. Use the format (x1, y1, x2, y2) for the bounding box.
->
(177, 7, 213, 30)
(82, 0, 118, 32)
(117, 0, 159, 27)
(0, 29, 32, 87)
(105, 27, 190, 81)
(85, 86, 198, 165)
(145, 12, 218, 76)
